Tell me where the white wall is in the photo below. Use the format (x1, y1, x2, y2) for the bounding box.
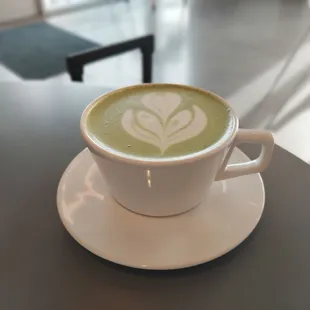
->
(41, 0, 99, 14)
(0, 0, 39, 23)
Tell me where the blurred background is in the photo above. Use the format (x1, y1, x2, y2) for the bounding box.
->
(1, 0, 310, 161)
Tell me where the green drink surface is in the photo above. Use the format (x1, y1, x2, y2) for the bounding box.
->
(87, 85, 231, 158)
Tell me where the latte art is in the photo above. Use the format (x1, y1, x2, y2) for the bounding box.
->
(121, 93, 207, 154)
(86, 84, 230, 158)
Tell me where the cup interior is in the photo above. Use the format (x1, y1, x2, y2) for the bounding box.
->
(81, 84, 238, 167)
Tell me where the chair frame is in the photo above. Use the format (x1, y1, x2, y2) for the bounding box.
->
(66, 34, 154, 83)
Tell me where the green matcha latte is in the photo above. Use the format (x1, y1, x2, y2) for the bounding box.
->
(87, 84, 231, 158)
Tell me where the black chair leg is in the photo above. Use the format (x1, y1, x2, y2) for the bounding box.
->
(142, 48, 152, 83)
(141, 36, 154, 83)
(66, 59, 83, 82)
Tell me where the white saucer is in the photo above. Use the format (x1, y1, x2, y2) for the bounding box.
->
(57, 148, 265, 270)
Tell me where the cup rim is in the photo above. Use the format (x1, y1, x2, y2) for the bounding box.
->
(80, 83, 239, 167)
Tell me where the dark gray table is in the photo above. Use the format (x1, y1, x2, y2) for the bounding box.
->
(1, 82, 309, 310)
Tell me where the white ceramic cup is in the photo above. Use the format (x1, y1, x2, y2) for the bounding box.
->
(81, 84, 274, 217)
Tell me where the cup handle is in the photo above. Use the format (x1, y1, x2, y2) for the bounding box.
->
(215, 129, 274, 181)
